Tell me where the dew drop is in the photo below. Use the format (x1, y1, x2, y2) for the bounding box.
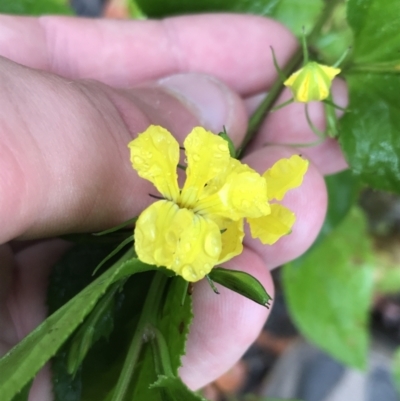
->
(192, 154, 201, 162)
(182, 265, 198, 281)
(204, 233, 220, 258)
(154, 248, 170, 264)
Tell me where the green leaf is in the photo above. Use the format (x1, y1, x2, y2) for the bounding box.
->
(339, 0, 400, 193)
(209, 267, 272, 307)
(158, 277, 193, 374)
(134, 0, 280, 18)
(347, 0, 400, 65)
(0, 249, 152, 401)
(321, 170, 360, 237)
(339, 73, 400, 193)
(283, 208, 374, 369)
(10, 381, 32, 401)
(393, 347, 400, 394)
(0, 0, 73, 15)
(271, 0, 323, 36)
(151, 375, 208, 401)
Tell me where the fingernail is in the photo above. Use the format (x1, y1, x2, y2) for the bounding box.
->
(158, 73, 234, 133)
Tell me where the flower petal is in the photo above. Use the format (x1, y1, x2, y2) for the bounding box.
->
(172, 215, 222, 282)
(284, 62, 341, 102)
(248, 204, 296, 245)
(134, 199, 222, 282)
(128, 125, 180, 201)
(263, 155, 309, 201)
(218, 219, 244, 264)
(134, 200, 192, 267)
(180, 127, 230, 208)
(196, 159, 270, 220)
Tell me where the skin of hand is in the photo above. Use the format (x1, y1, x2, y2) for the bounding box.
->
(0, 13, 348, 400)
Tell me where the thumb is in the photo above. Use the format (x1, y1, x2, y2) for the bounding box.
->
(0, 57, 248, 243)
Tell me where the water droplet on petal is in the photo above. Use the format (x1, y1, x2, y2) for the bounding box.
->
(192, 154, 201, 162)
(154, 247, 170, 265)
(182, 265, 198, 281)
(204, 233, 220, 258)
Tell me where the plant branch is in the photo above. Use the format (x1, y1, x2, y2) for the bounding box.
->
(237, 0, 342, 157)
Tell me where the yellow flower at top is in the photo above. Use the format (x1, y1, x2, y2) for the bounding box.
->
(284, 62, 341, 103)
(128, 126, 308, 282)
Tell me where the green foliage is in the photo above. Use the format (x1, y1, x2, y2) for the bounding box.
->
(393, 347, 400, 393)
(0, 248, 153, 401)
(283, 208, 374, 369)
(272, 0, 323, 36)
(134, 0, 280, 18)
(340, 0, 400, 193)
(0, 0, 73, 15)
(209, 267, 272, 307)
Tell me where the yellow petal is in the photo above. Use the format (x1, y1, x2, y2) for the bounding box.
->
(179, 127, 230, 208)
(218, 219, 244, 264)
(284, 62, 341, 102)
(128, 125, 180, 201)
(248, 204, 295, 245)
(172, 215, 222, 282)
(195, 158, 270, 220)
(134, 200, 192, 267)
(263, 155, 309, 201)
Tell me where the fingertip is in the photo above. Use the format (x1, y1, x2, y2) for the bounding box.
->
(242, 146, 327, 268)
(180, 249, 273, 389)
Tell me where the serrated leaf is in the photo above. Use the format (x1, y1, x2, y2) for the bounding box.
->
(158, 277, 193, 374)
(0, 249, 152, 401)
(209, 267, 272, 307)
(0, 0, 73, 15)
(283, 208, 374, 369)
(151, 375, 208, 401)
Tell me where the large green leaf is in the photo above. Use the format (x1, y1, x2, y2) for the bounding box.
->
(340, 0, 400, 193)
(0, 249, 152, 401)
(347, 0, 400, 64)
(283, 208, 374, 369)
(340, 73, 400, 193)
(0, 0, 73, 15)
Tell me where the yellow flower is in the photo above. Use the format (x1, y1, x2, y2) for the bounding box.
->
(284, 62, 341, 103)
(129, 125, 308, 282)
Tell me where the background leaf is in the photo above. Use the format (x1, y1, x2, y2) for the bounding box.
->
(0, 0, 73, 15)
(134, 0, 280, 17)
(283, 208, 374, 369)
(340, 0, 400, 193)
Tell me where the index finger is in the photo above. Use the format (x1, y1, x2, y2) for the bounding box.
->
(0, 14, 297, 95)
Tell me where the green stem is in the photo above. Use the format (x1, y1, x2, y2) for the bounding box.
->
(237, 0, 342, 157)
(150, 326, 174, 377)
(110, 272, 168, 401)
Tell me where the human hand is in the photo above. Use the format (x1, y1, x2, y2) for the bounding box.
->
(0, 13, 347, 400)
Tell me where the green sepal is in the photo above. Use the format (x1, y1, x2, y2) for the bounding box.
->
(208, 267, 272, 307)
(218, 127, 237, 158)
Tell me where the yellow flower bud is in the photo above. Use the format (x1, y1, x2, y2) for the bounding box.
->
(284, 62, 341, 103)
